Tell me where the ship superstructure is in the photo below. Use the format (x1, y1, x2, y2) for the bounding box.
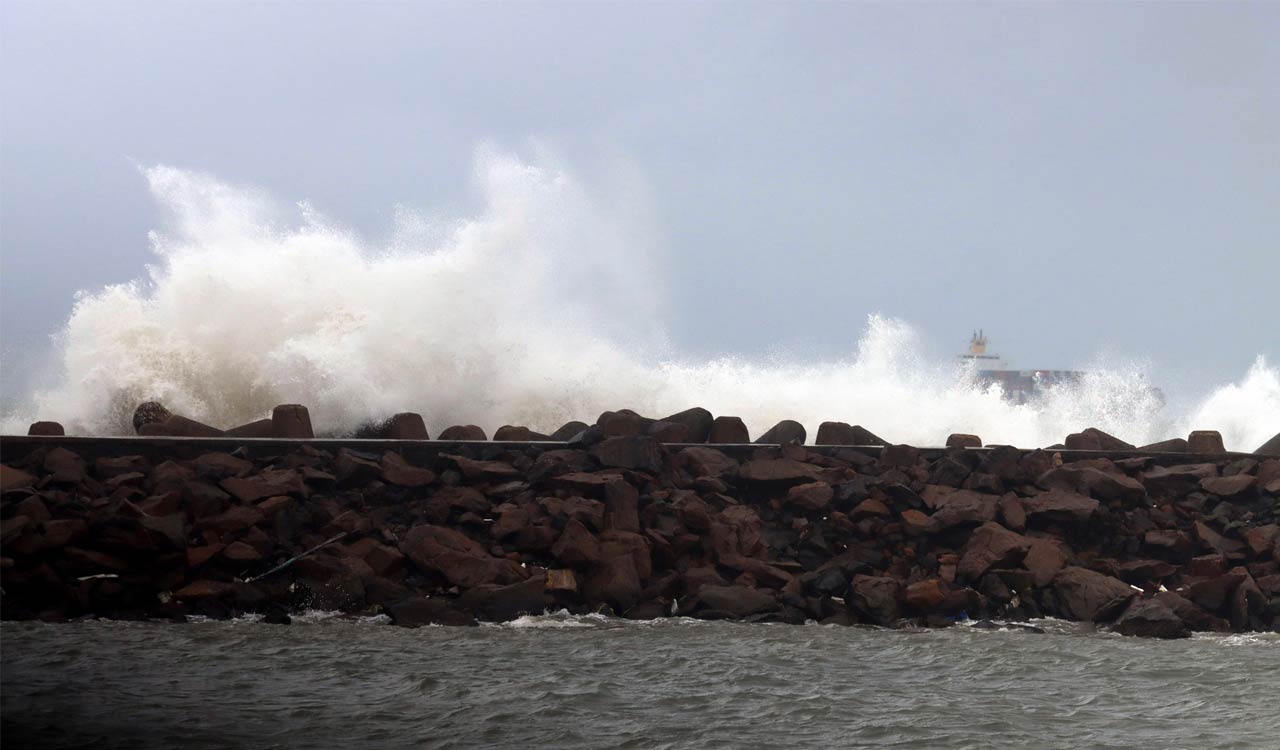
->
(959, 330, 1085, 404)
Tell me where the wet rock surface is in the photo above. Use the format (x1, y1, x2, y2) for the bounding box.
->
(1, 433, 1277, 638)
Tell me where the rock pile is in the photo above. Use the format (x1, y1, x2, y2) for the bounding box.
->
(3, 431, 1278, 637)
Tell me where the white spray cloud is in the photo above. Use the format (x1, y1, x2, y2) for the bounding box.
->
(3, 149, 1277, 450)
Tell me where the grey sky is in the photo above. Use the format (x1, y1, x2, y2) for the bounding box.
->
(3, 0, 1278, 404)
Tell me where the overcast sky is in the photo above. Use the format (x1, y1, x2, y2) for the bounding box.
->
(3, 0, 1277, 402)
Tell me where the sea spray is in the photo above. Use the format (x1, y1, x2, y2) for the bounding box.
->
(2, 150, 1277, 449)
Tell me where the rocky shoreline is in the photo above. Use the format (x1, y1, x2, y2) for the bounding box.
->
(3, 406, 1278, 638)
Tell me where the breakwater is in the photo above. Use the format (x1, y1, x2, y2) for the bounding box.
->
(3, 405, 1278, 638)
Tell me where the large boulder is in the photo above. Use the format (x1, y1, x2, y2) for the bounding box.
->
(958, 523, 1031, 582)
(928, 490, 999, 531)
(590, 436, 665, 473)
(707, 416, 750, 443)
(439, 424, 487, 441)
(1021, 490, 1099, 525)
(399, 525, 525, 587)
(385, 596, 476, 627)
(754, 420, 806, 445)
(271, 404, 313, 438)
(846, 575, 902, 625)
(1051, 566, 1134, 622)
(658, 407, 714, 443)
(692, 585, 777, 618)
(787, 482, 834, 511)
(1111, 598, 1190, 639)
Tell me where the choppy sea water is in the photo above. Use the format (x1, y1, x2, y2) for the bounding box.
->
(3, 614, 1278, 750)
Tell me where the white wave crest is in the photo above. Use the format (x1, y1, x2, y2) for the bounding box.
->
(2, 149, 1276, 450)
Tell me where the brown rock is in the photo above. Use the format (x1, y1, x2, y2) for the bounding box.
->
(754, 420, 806, 445)
(928, 490, 999, 530)
(946, 434, 982, 448)
(1021, 490, 1099, 525)
(1187, 430, 1225, 454)
(1185, 572, 1245, 612)
(850, 498, 891, 520)
(846, 575, 902, 625)
(787, 482, 834, 511)
(379, 452, 436, 487)
(1051, 566, 1135, 622)
(1064, 432, 1101, 451)
(1144, 529, 1193, 560)
(708, 416, 750, 443)
(400, 524, 525, 587)
(590, 436, 665, 473)
(346, 537, 406, 577)
(958, 522, 1031, 582)
(200, 505, 265, 534)
(1255, 432, 1280, 456)
(881, 444, 920, 467)
(1111, 598, 1189, 639)
(1200, 474, 1255, 498)
(1139, 438, 1189, 453)
(549, 421, 590, 441)
(1154, 591, 1231, 632)
(94, 455, 150, 481)
(384, 596, 476, 627)
(221, 469, 306, 503)
(1193, 521, 1245, 556)
(739, 458, 819, 484)
(582, 554, 642, 612)
(815, 421, 857, 446)
(680, 447, 739, 478)
(603, 479, 641, 532)
(1023, 537, 1068, 587)
(43, 447, 87, 483)
(659, 407, 714, 443)
(900, 509, 931, 536)
(139, 415, 225, 437)
(494, 425, 551, 441)
(551, 519, 601, 566)
(1187, 553, 1228, 578)
(383, 413, 429, 440)
(1243, 525, 1278, 559)
(1114, 559, 1179, 587)
(693, 585, 777, 618)
(225, 418, 274, 438)
(1142, 463, 1218, 495)
(439, 424, 487, 440)
(904, 579, 949, 612)
(27, 421, 65, 436)
(271, 404, 313, 438)
(1081, 427, 1135, 451)
(999, 495, 1026, 532)
(593, 409, 651, 438)
(132, 401, 172, 432)
(546, 568, 578, 592)
(222, 541, 263, 562)
(0, 464, 37, 492)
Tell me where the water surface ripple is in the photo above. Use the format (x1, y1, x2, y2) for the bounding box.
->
(3, 616, 1278, 749)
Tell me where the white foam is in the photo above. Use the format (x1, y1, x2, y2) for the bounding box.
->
(3, 149, 1276, 450)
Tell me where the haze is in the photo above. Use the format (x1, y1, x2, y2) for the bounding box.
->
(2, 1, 1278, 406)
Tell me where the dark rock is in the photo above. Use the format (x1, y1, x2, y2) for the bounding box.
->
(693, 585, 776, 618)
(787, 482, 834, 511)
(958, 523, 1031, 582)
(596, 409, 653, 438)
(1051, 567, 1135, 622)
(1255, 432, 1280, 457)
(225, 418, 274, 438)
(383, 413, 429, 440)
(1139, 438, 1188, 453)
(590, 436, 665, 473)
(27, 421, 65, 436)
(494, 425, 551, 441)
(1144, 529, 1194, 561)
(379, 452, 436, 487)
(928, 490, 999, 531)
(815, 421, 858, 446)
(1200, 474, 1255, 498)
(385, 596, 476, 627)
(1082, 427, 1135, 451)
(462, 576, 547, 622)
(1021, 490, 1099, 525)
(399, 524, 525, 587)
(707, 416, 750, 443)
(603, 479, 641, 532)
(740, 458, 819, 484)
(132, 401, 173, 432)
(43, 447, 87, 483)
(582, 554, 642, 612)
(549, 421, 589, 441)
(846, 575, 902, 625)
(754, 420, 806, 445)
(551, 520, 601, 566)
(1187, 430, 1225, 454)
(659, 407, 714, 443)
(881, 444, 920, 467)
(946, 434, 982, 448)
(439, 425, 488, 441)
(139, 415, 225, 438)
(1112, 598, 1189, 639)
(271, 404, 314, 438)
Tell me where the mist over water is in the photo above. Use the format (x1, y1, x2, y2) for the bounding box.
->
(3, 150, 1277, 449)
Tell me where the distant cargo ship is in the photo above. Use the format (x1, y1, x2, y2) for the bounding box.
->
(958, 330, 1087, 404)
